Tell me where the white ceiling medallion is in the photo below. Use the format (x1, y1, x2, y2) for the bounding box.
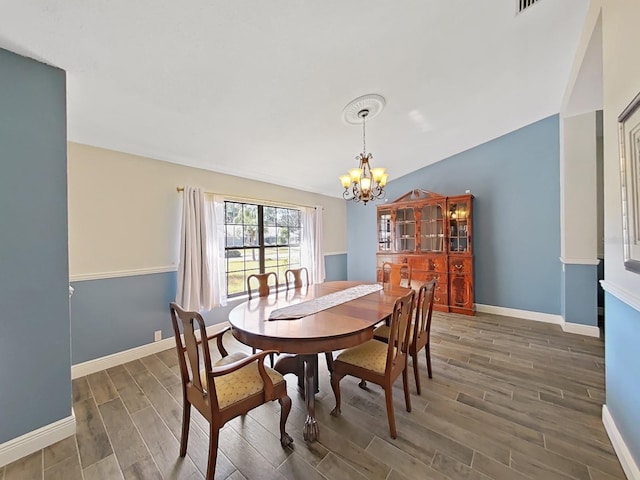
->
(342, 94, 386, 125)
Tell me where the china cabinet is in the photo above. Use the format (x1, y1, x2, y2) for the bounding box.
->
(376, 189, 474, 315)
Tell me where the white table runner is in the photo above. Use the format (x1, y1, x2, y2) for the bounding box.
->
(268, 284, 383, 320)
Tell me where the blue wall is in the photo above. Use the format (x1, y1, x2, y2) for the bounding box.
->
(0, 49, 71, 442)
(348, 115, 562, 314)
(562, 264, 598, 327)
(70, 273, 177, 364)
(605, 293, 640, 466)
(70, 253, 348, 363)
(325, 253, 347, 281)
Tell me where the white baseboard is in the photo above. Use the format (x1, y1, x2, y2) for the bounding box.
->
(71, 323, 230, 379)
(0, 413, 76, 468)
(475, 304, 600, 338)
(72, 337, 176, 379)
(563, 321, 601, 337)
(603, 404, 640, 480)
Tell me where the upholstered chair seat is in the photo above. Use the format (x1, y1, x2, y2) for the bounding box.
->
(334, 340, 396, 374)
(200, 355, 286, 409)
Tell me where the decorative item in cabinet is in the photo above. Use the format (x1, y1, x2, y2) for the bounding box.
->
(447, 195, 473, 254)
(376, 189, 474, 315)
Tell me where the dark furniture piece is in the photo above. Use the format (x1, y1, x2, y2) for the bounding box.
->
(377, 189, 474, 315)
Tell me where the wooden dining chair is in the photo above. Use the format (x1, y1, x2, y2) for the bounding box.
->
(374, 280, 436, 394)
(170, 302, 293, 480)
(382, 261, 412, 287)
(247, 271, 279, 299)
(358, 261, 411, 390)
(284, 267, 310, 289)
(329, 289, 415, 439)
(247, 272, 279, 365)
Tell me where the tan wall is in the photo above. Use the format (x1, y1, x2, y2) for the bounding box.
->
(68, 142, 347, 277)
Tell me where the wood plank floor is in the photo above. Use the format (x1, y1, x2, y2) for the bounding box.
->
(2, 311, 626, 480)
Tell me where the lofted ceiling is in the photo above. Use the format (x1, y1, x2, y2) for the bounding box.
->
(0, 1, 589, 197)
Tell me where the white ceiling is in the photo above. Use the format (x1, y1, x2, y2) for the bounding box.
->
(0, 0, 589, 197)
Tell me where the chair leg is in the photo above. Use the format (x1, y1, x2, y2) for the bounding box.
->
(324, 351, 334, 373)
(330, 372, 344, 417)
(412, 351, 421, 395)
(179, 398, 191, 457)
(278, 396, 294, 447)
(206, 424, 220, 480)
(269, 352, 275, 368)
(383, 383, 397, 439)
(402, 364, 412, 413)
(426, 343, 432, 379)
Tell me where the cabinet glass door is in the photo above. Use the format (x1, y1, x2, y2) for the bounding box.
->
(377, 209, 391, 251)
(395, 207, 416, 251)
(421, 204, 444, 252)
(449, 201, 469, 252)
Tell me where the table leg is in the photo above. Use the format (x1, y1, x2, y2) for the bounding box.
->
(273, 354, 320, 442)
(302, 355, 319, 442)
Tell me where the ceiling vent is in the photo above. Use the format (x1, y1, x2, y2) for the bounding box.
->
(517, 0, 541, 14)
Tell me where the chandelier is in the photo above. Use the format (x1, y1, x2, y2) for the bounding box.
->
(339, 108, 388, 204)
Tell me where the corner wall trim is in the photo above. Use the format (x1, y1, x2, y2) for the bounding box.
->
(71, 323, 230, 379)
(475, 304, 600, 337)
(0, 413, 76, 468)
(559, 256, 601, 265)
(601, 280, 640, 313)
(603, 404, 640, 480)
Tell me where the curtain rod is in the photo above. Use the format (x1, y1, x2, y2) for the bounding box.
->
(176, 186, 322, 210)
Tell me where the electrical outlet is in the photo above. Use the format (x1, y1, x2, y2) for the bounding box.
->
(154, 330, 162, 342)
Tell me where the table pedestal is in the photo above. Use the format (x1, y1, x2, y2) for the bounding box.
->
(274, 352, 334, 442)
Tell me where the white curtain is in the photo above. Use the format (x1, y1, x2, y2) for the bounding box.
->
(204, 195, 227, 308)
(176, 187, 227, 311)
(302, 206, 325, 284)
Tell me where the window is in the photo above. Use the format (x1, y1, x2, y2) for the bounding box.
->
(224, 201, 301, 296)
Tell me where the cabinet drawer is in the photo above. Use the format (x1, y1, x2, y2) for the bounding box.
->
(421, 272, 448, 306)
(419, 255, 447, 273)
(448, 256, 473, 274)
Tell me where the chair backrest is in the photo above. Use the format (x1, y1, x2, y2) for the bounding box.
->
(413, 280, 435, 349)
(385, 289, 415, 371)
(170, 302, 216, 407)
(247, 272, 279, 299)
(284, 267, 310, 289)
(382, 262, 412, 287)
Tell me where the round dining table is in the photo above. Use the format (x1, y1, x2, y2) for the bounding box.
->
(228, 280, 410, 442)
